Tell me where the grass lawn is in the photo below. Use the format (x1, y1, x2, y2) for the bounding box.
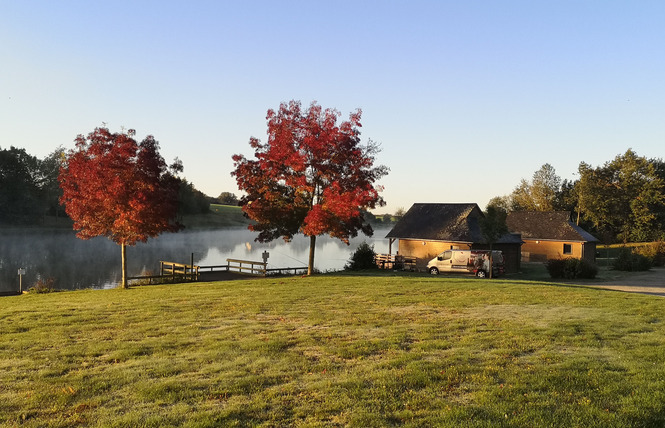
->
(180, 204, 250, 229)
(2, 275, 665, 427)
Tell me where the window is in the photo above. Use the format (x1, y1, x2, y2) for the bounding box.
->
(563, 244, 572, 255)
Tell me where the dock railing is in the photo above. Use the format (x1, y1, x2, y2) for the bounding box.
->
(160, 261, 199, 281)
(226, 258, 267, 276)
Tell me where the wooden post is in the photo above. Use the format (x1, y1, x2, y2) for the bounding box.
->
(121, 243, 128, 289)
(308, 235, 316, 275)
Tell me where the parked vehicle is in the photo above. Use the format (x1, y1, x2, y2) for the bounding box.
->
(426, 250, 504, 278)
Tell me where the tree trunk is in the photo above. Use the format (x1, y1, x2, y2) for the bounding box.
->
(307, 235, 316, 275)
(488, 243, 493, 279)
(121, 243, 128, 289)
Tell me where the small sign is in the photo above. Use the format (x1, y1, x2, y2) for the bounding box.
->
(18, 268, 26, 275)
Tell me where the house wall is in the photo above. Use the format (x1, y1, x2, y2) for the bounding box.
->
(397, 239, 521, 273)
(521, 240, 596, 263)
(471, 243, 521, 273)
(398, 239, 472, 270)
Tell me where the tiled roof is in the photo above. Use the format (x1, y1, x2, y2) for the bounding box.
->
(506, 211, 598, 242)
(386, 203, 522, 244)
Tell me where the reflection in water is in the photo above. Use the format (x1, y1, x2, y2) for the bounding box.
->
(0, 227, 392, 292)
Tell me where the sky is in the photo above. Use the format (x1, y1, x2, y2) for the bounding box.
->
(2, 1, 664, 214)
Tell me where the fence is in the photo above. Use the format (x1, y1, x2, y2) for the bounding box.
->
(226, 258, 267, 276)
(374, 254, 417, 271)
(160, 261, 199, 281)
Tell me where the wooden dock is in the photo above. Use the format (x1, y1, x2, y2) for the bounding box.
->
(128, 258, 309, 285)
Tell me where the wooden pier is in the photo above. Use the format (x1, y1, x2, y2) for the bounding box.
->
(126, 258, 310, 285)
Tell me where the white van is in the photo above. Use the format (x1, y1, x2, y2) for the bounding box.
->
(426, 250, 504, 278)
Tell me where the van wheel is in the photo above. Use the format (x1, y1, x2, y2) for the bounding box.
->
(476, 270, 487, 278)
(429, 267, 439, 275)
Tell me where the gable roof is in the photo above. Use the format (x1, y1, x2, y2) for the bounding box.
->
(506, 211, 598, 242)
(386, 203, 522, 244)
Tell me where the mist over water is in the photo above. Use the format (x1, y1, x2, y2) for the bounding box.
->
(0, 227, 392, 292)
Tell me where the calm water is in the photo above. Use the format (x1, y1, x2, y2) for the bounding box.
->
(0, 227, 392, 292)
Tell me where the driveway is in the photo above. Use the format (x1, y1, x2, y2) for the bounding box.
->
(581, 267, 665, 297)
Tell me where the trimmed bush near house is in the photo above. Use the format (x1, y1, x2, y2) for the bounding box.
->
(612, 247, 652, 271)
(345, 241, 378, 270)
(546, 257, 598, 279)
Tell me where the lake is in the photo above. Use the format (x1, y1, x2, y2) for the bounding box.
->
(0, 227, 393, 292)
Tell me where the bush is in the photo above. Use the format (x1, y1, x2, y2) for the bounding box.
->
(546, 258, 566, 279)
(612, 247, 652, 271)
(547, 258, 598, 279)
(30, 277, 56, 293)
(345, 242, 378, 270)
(634, 241, 665, 267)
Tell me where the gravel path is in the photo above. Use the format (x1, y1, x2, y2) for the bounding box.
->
(582, 267, 665, 297)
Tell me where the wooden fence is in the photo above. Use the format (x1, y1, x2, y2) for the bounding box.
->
(200, 261, 308, 277)
(160, 261, 199, 281)
(226, 258, 267, 276)
(374, 254, 417, 271)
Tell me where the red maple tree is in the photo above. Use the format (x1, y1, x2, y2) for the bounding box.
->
(58, 127, 182, 288)
(232, 101, 389, 274)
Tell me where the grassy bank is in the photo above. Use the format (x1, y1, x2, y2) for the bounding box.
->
(180, 204, 250, 229)
(2, 275, 665, 427)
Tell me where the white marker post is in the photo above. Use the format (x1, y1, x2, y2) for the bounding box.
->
(18, 268, 26, 293)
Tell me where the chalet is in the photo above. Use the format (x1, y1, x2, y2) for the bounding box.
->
(505, 211, 598, 263)
(385, 203, 523, 273)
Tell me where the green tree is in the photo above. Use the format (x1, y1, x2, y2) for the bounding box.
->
(511, 164, 561, 211)
(177, 180, 210, 216)
(486, 195, 513, 213)
(217, 192, 239, 205)
(37, 147, 67, 218)
(345, 241, 378, 270)
(0, 146, 42, 224)
(479, 206, 509, 279)
(576, 150, 665, 242)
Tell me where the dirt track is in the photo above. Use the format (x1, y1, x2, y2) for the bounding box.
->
(581, 267, 665, 297)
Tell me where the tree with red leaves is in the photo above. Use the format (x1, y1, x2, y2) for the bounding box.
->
(232, 101, 389, 275)
(59, 127, 182, 288)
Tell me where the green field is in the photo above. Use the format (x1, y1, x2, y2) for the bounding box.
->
(2, 274, 665, 427)
(180, 204, 250, 229)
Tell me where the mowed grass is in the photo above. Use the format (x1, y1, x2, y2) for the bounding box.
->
(2, 275, 665, 427)
(181, 204, 249, 229)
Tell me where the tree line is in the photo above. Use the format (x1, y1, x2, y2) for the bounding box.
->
(488, 149, 665, 243)
(0, 145, 212, 226)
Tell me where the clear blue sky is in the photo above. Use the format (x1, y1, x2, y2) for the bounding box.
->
(2, 1, 664, 214)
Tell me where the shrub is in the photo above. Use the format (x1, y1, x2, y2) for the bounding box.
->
(546, 258, 566, 279)
(547, 258, 598, 279)
(634, 241, 665, 267)
(612, 247, 652, 271)
(30, 277, 56, 293)
(345, 242, 378, 270)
